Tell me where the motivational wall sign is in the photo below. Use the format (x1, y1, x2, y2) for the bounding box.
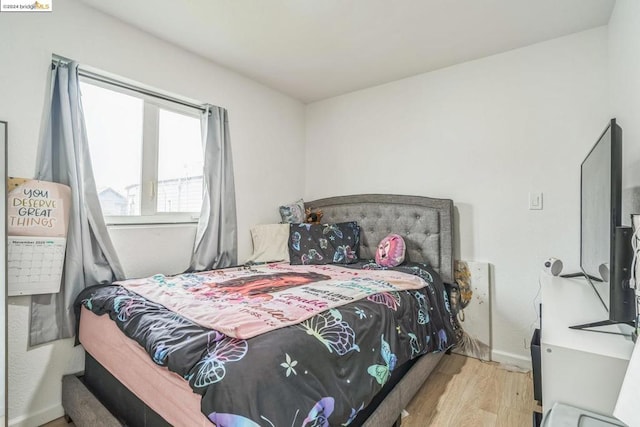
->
(8, 178, 70, 237)
(7, 178, 71, 296)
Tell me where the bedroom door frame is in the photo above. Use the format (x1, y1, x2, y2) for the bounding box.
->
(1, 120, 7, 425)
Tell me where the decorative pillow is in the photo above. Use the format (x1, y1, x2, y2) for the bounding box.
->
(288, 222, 360, 265)
(375, 234, 406, 267)
(246, 224, 290, 263)
(279, 199, 305, 223)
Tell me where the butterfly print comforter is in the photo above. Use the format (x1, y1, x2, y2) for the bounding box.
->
(115, 262, 430, 339)
(76, 261, 457, 427)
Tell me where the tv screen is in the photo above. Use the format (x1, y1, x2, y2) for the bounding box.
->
(580, 123, 619, 281)
(576, 118, 634, 329)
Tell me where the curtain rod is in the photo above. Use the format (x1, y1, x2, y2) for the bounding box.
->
(51, 56, 208, 114)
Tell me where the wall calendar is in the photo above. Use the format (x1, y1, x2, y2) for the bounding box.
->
(7, 178, 70, 296)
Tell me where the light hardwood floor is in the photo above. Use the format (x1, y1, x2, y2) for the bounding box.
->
(42, 353, 535, 427)
(403, 353, 536, 426)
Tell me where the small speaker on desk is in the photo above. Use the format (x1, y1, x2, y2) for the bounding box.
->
(543, 258, 563, 276)
(598, 263, 609, 282)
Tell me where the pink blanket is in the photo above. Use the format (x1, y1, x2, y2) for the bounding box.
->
(117, 263, 427, 339)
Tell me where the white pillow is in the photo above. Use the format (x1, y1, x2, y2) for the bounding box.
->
(246, 224, 290, 263)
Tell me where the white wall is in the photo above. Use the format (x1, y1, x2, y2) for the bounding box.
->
(305, 27, 610, 366)
(609, 0, 640, 216)
(0, 1, 305, 425)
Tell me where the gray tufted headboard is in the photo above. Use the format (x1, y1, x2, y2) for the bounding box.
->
(305, 194, 454, 284)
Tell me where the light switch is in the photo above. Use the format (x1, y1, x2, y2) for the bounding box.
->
(529, 192, 543, 210)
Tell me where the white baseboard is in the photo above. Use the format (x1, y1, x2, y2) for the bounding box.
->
(492, 349, 532, 371)
(9, 404, 64, 427)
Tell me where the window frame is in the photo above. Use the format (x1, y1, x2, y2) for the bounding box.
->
(80, 76, 204, 226)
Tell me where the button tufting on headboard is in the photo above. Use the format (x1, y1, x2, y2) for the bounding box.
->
(304, 194, 454, 284)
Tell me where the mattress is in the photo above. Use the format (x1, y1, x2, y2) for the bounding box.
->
(76, 261, 457, 425)
(79, 306, 210, 427)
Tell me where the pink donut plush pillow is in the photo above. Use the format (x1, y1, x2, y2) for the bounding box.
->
(375, 234, 406, 267)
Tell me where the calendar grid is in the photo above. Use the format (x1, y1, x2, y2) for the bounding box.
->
(8, 236, 66, 296)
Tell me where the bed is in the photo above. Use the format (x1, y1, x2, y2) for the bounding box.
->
(68, 194, 456, 427)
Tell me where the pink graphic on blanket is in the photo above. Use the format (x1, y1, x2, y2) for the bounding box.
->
(117, 263, 427, 339)
(188, 271, 331, 302)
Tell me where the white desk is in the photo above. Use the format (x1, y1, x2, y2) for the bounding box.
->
(541, 275, 634, 416)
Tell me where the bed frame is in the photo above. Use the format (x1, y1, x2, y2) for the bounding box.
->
(307, 194, 454, 426)
(65, 194, 454, 427)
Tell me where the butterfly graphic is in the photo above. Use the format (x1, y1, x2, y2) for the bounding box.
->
(257, 396, 334, 427)
(333, 245, 356, 263)
(299, 309, 360, 355)
(418, 309, 430, 325)
(342, 403, 365, 426)
(302, 249, 324, 265)
(408, 333, 420, 357)
(191, 333, 248, 388)
(322, 224, 343, 238)
(146, 316, 200, 361)
(367, 291, 401, 311)
(153, 343, 169, 365)
(113, 295, 148, 322)
(292, 232, 302, 251)
(319, 238, 328, 249)
(208, 412, 260, 427)
(149, 311, 192, 332)
(408, 266, 433, 283)
(413, 290, 426, 305)
(298, 223, 313, 231)
(437, 329, 448, 351)
(443, 290, 452, 314)
(367, 335, 397, 386)
(151, 274, 176, 288)
(302, 397, 335, 427)
(179, 273, 209, 289)
(423, 270, 433, 282)
(413, 291, 429, 324)
(361, 262, 380, 270)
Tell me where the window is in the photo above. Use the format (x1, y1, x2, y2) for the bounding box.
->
(80, 79, 204, 224)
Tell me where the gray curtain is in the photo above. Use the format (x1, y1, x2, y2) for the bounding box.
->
(31, 61, 125, 346)
(189, 105, 237, 271)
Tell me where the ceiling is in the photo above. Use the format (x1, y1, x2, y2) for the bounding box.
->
(78, 0, 615, 103)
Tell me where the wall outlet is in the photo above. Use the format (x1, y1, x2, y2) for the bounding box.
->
(529, 192, 543, 210)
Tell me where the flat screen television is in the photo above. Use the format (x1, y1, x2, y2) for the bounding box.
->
(570, 118, 635, 331)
